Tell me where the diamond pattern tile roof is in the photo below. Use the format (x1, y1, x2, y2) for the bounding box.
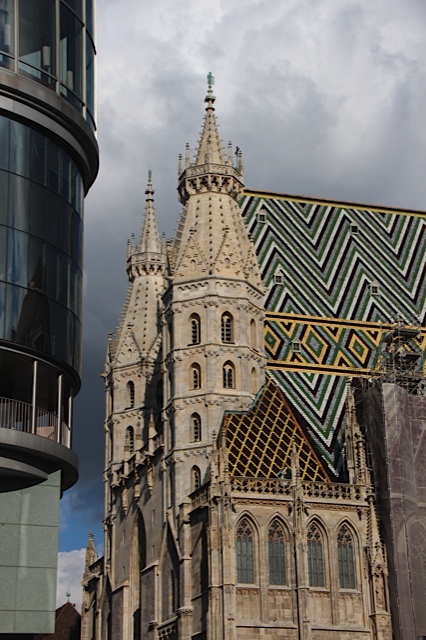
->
(223, 378, 330, 481)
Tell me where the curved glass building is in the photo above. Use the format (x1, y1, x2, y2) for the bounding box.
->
(0, 1, 98, 633)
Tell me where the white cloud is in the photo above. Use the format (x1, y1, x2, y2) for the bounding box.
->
(56, 549, 86, 611)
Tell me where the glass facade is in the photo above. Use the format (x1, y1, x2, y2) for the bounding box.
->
(0, 0, 96, 130)
(0, 114, 84, 372)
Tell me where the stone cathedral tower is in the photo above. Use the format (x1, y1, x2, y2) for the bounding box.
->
(82, 80, 397, 640)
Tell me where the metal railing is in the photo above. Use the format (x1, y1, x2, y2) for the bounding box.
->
(0, 397, 70, 447)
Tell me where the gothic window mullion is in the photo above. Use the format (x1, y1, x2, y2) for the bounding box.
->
(236, 518, 255, 584)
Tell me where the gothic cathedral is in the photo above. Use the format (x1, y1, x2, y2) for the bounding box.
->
(82, 78, 426, 640)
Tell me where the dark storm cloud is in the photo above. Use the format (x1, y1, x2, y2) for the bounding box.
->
(59, 0, 426, 591)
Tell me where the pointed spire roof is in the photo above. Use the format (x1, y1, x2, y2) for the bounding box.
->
(84, 532, 96, 572)
(139, 170, 162, 254)
(127, 171, 166, 282)
(194, 73, 225, 166)
(173, 77, 262, 290)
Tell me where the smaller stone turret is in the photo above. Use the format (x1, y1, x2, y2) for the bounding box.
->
(127, 171, 166, 281)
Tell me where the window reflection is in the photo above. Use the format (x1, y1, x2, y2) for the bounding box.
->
(0, 118, 9, 171)
(19, 0, 56, 88)
(1, 2, 96, 128)
(63, 0, 83, 20)
(0, 115, 84, 214)
(0, 225, 6, 281)
(0, 114, 85, 371)
(0, 172, 7, 226)
(16, 259, 51, 352)
(86, 33, 95, 125)
(8, 228, 29, 286)
(0, 0, 14, 68)
(0, 282, 5, 337)
(60, 5, 83, 103)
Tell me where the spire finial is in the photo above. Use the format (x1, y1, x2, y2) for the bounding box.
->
(145, 170, 154, 200)
(205, 72, 216, 110)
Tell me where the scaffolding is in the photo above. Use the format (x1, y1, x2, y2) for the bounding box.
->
(373, 316, 425, 395)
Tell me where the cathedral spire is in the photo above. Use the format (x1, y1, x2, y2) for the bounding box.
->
(139, 170, 161, 254)
(174, 79, 262, 289)
(194, 72, 225, 166)
(127, 171, 165, 281)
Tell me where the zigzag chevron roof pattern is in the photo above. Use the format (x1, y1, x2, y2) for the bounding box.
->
(241, 191, 426, 475)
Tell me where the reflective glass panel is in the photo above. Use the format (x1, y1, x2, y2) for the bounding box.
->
(0, 282, 5, 337)
(0, 225, 6, 281)
(60, 5, 83, 104)
(86, 0, 94, 37)
(19, 0, 56, 85)
(86, 34, 95, 123)
(0, 171, 8, 225)
(28, 181, 49, 240)
(0, 0, 15, 53)
(62, 0, 82, 19)
(7, 228, 29, 287)
(5, 283, 26, 343)
(29, 128, 47, 186)
(10, 120, 29, 179)
(0, 114, 10, 171)
(47, 138, 60, 193)
(8, 174, 30, 232)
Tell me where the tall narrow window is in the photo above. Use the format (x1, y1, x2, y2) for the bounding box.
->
(192, 466, 201, 491)
(269, 520, 286, 585)
(221, 312, 233, 343)
(191, 413, 201, 442)
(223, 361, 235, 388)
(250, 319, 257, 350)
(191, 364, 201, 390)
(338, 525, 355, 589)
(127, 381, 135, 408)
(190, 313, 200, 345)
(156, 379, 163, 407)
(126, 426, 135, 455)
(251, 368, 257, 394)
(236, 518, 254, 583)
(307, 523, 325, 587)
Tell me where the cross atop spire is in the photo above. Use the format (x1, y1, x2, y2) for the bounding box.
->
(194, 72, 225, 166)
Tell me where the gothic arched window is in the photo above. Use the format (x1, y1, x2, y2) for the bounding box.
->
(192, 466, 201, 491)
(223, 361, 235, 388)
(221, 312, 233, 343)
(236, 518, 254, 583)
(191, 363, 201, 390)
(191, 413, 201, 442)
(338, 524, 355, 589)
(268, 520, 286, 585)
(190, 313, 201, 345)
(307, 523, 325, 587)
(127, 381, 135, 408)
(126, 426, 135, 455)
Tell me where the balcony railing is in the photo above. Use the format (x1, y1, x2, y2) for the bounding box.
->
(0, 397, 70, 447)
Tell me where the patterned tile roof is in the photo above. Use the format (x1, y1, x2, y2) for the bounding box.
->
(223, 377, 330, 481)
